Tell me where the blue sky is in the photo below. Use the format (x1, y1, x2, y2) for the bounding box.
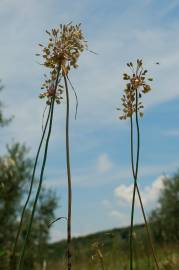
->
(1, 0, 179, 241)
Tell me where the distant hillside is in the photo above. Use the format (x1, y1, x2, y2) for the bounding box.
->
(46, 223, 179, 270)
(47, 224, 145, 261)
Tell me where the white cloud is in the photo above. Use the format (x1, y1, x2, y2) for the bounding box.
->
(114, 184, 133, 204)
(141, 175, 165, 205)
(114, 175, 165, 207)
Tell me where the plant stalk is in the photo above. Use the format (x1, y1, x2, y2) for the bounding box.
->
(17, 68, 60, 270)
(11, 104, 52, 270)
(129, 89, 140, 270)
(64, 75, 72, 270)
(129, 116, 137, 270)
(130, 90, 160, 270)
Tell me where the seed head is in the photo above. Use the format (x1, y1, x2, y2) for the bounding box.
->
(37, 23, 87, 104)
(118, 59, 153, 120)
(39, 73, 64, 105)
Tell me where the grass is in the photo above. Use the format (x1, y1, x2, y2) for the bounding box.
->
(42, 224, 179, 270)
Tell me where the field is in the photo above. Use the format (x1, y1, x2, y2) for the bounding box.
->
(44, 224, 179, 270)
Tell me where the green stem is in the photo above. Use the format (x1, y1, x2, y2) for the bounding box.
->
(99, 257, 105, 270)
(130, 116, 135, 179)
(136, 185, 160, 270)
(17, 69, 60, 270)
(135, 91, 140, 179)
(64, 75, 72, 270)
(129, 116, 134, 270)
(11, 104, 52, 270)
(130, 90, 160, 270)
(129, 117, 137, 270)
(135, 90, 160, 270)
(129, 90, 140, 270)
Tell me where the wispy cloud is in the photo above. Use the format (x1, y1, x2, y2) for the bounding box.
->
(114, 175, 165, 207)
(97, 153, 113, 173)
(1, 0, 179, 150)
(44, 156, 179, 188)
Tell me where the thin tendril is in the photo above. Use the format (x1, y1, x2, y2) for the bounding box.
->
(48, 217, 67, 228)
(67, 75, 78, 120)
(42, 104, 48, 133)
(86, 48, 98, 55)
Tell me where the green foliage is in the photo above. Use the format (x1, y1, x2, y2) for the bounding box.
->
(150, 172, 179, 242)
(34, 189, 58, 267)
(0, 142, 58, 269)
(20, 189, 58, 270)
(0, 85, 58, 269)
(47, 225, 179, 270)
(0, 143, 32, 269)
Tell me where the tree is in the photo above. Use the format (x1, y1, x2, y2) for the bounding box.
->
(21, 189, 58, 270)
(149, 171, 179, 242)
(0, 143, 32, 267)
(0, 80, 58, 269)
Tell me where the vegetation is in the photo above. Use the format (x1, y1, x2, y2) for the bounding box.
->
(46, 224, 179, 270)
(45, 172, 179, 269)
(117, 59, 159, 270)
(150, 172, 179, 243)
(0, 83, 57, 270)
(0, 20, 179, 270)
(16, 24, 87, 270)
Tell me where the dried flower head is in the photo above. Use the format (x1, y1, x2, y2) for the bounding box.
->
(118, 59, 153, 120)
(91, 241, 104, 261)
(37, 23, 87, 104)
(39, 73, 64, 105)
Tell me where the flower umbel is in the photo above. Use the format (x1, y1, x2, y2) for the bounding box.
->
(118, 59, 153, 120)
(37, 23, 87, 104)
(39, 74, 64, 105)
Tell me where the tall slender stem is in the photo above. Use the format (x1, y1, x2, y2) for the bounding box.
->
(136, 185, 160, 270)
(11, 105, 52, 270)
(135, 90, 160, 270)
(17, 69, 60, 270)
(64, 75, 72, 270)
(129, 90, 140, 270)
(129, 116, 135, 270)
(130, 90, 160, 270)
(135, 91, 140, 179)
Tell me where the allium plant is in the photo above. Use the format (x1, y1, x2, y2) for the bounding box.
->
(91, 241, 105, 270)
(117, 59, 160, 270)
(13, 23, 87, 270)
